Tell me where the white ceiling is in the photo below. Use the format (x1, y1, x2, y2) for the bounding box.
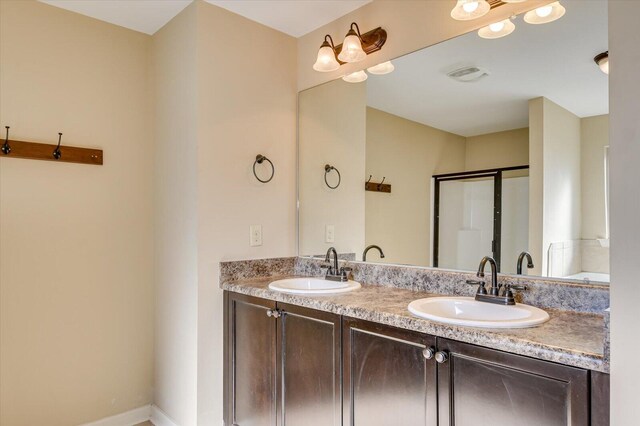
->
(366, 0, 609, 137)
(39, 0, 371, 37)
(205, 1, 371, 37)
(39, 1, 193, 35)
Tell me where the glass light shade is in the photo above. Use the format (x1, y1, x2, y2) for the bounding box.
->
(450, 0, 490, 21)
(524, 2, 566, 24)
(313, 44, 340, 72)
(338, 33, 367, 63)
(342, 70, 368, 83)
(367, 61, 395, 75)
(595, 52, 609, 75)
(478, 19, 516, 39)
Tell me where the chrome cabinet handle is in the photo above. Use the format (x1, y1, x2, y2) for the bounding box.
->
(423, 347, 436, 360)
(435, 351, 449, 364)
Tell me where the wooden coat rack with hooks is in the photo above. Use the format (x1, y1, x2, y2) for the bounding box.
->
(0, 126, 103, 165)
(365, 175, 391, 193)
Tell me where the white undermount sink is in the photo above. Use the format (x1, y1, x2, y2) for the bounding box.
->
(408, 296, 549, 329)
(269, 277, 361, 295)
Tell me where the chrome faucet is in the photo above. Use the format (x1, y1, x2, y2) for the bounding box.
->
(469, 256, 526, 305)
(516, 251, 534, 275)
(363, 245, 385, 262)
(324, 247, 351, 282)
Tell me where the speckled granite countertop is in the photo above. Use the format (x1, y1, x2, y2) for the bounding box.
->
(222, 276, 607, 373)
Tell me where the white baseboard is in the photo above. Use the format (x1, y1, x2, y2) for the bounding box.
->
(150, 405, 179, 426)
(79, 404, 151, 426)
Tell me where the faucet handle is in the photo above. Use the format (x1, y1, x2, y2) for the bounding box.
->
(506, 284, 527, 291)
(340, 267, 352, 280)
(466, 280, 487, 295)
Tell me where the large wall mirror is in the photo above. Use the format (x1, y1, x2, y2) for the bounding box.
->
(298, 0, 609, 285)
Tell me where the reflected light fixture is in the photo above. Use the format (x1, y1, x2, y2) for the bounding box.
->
(338, 23, 367, 63)
(342, 70, 368, 83)
(367, 61, 395, 75)
(594, 51, 609, 75)
(313, 35, 340, 72)
(478, 18, 516, 39)
(451, 0, 490, 21)
(524, 1, 566, 24)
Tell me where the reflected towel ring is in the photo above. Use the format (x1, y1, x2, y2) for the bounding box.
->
(53, 133, 62, 160)
(253, 154, 274, 183)
(2, 126, 10, 155)
(324, 164, 341, 189)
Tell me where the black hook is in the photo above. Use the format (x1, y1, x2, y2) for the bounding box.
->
(378, 177, 386, 190)
(53, 133, 62, 160)
(366, 175, 372, 184)
(253, 154, 274, 183)
(1, 126, 10, 155)
(324, 164, 341, 189)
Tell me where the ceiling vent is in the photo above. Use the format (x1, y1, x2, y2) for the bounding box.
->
(447, 66, 490, 83)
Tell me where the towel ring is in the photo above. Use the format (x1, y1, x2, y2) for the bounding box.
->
(324, 164, 341, 189)
(253, 154, 274, 183)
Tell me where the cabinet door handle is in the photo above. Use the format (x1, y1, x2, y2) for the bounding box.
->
(423, 347, 436, 360)
(435, 351, 449, 364)
(266, 309, 281, 318)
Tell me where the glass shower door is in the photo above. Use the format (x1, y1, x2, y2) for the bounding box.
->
(436, 176, 495, 272)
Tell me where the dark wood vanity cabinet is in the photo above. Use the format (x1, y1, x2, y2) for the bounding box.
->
(436, 338, 589, 426)
(342, 317, 438, 426)
(225, 293, 606, 426)
(224, 292, 341, 426)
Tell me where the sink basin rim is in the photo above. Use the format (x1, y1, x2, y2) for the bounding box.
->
(408, 296, 549, 329)
(269, 277, 361, 294)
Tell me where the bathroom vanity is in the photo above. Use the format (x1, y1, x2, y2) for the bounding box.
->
(221, 258, 610, 426)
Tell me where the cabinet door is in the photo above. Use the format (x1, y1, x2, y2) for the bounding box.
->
(436, 338, 589, 426)
(225, 292, 277, 426)
(343, 317, 438, 426)
(276, 303, 341, 426)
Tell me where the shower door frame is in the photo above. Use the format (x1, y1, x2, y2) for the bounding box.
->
(432, 165, 529, 272)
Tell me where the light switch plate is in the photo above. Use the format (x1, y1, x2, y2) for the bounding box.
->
(250, 225, 262, 246)
(325, 225, 335, 243)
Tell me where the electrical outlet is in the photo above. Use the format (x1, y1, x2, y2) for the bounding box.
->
(325, 225, 335, 243)
(250, 225, 262, 247)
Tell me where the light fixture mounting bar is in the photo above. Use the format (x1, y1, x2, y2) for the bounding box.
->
(334, 27, 387, 65)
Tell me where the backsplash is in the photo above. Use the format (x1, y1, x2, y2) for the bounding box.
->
(219, 256, 609, 314)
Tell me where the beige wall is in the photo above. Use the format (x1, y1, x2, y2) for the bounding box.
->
(299, 80, 366, 258)
(465, 128, 529, 171)
(529, 97, 582, 276)
(152, 3, 199, 425)
(581, 114, 609, 240)
(365, 107, 466, 266)
(610, 1, 640, 422)
(195, 2, 298, 424)
(0, 1, 154, 425)
(297, 0, 550, 91)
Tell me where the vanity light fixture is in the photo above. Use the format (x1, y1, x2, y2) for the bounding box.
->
(312, 23, 387, 72)
(594, 51, 609, 75)
(450, 0, 490, 21)
(524, 1, 566, 24)
(367, 61, 395, 75)
(338, 23, 367, 63)
(313, 35, 340, 72)
(342, 70, 368, 83)
(478, 18, 516, 39)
